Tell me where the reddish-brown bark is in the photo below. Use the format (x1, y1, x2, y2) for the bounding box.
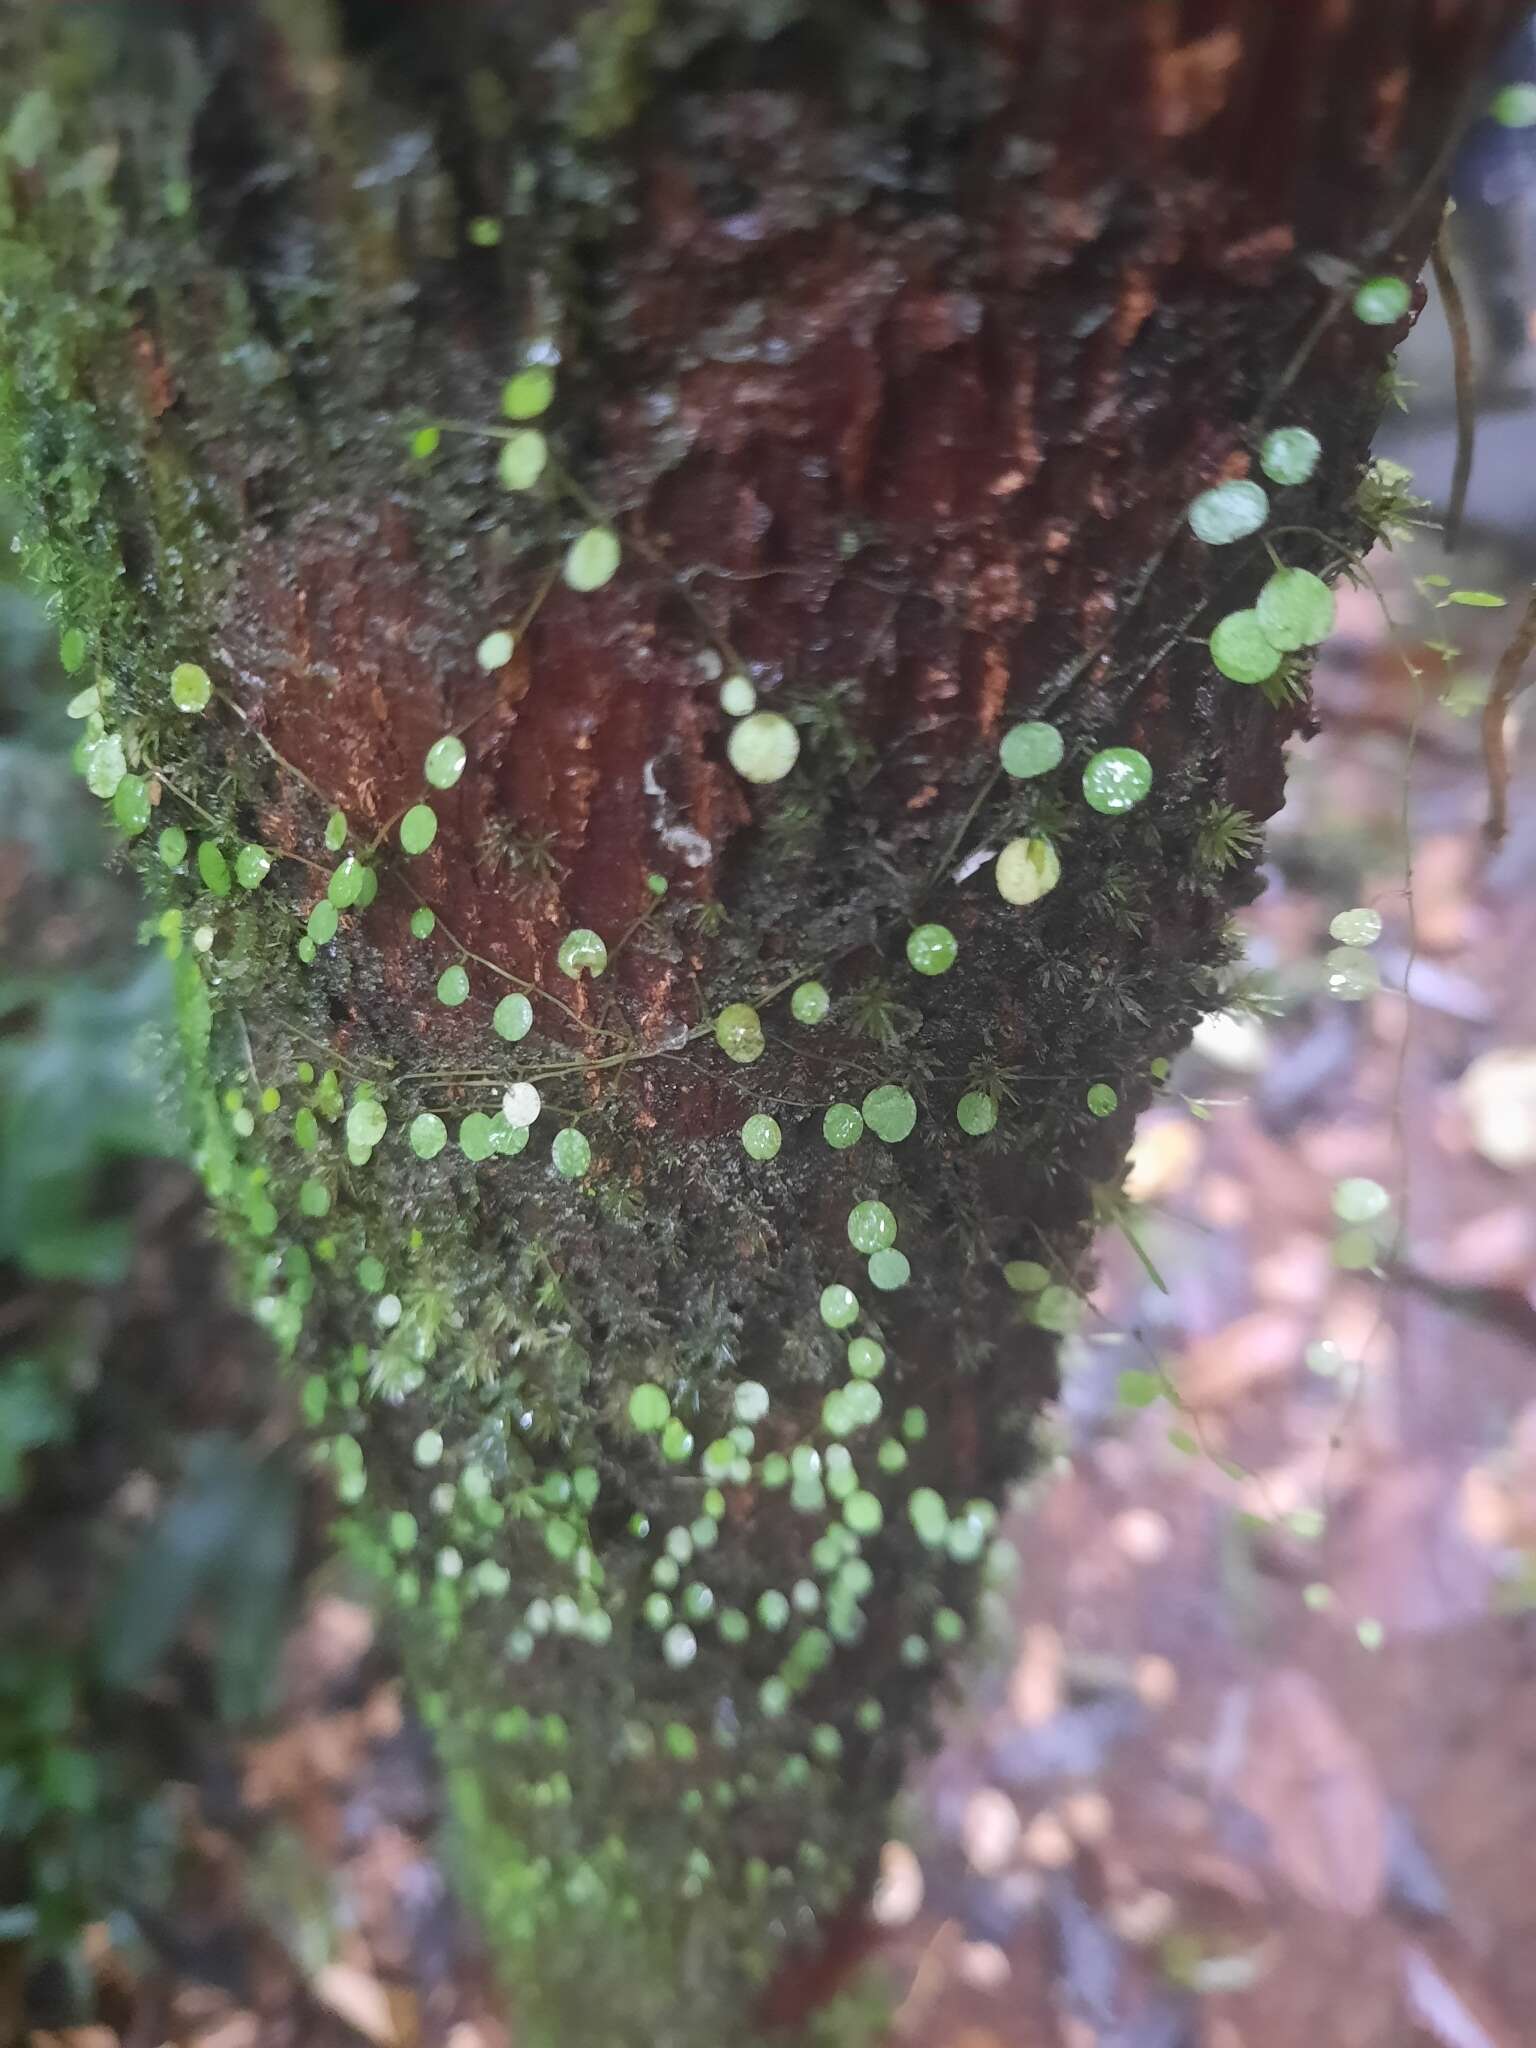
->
(0, 2, 1523, 2040)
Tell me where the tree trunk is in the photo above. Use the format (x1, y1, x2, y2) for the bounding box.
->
(0, 1, 1518, 2040)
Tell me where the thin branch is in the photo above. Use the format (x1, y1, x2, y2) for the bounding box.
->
(1430, 223, 1476, 552)
(1482, 585, 1536, 845)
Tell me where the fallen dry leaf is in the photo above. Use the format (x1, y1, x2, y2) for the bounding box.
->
(1175, 1313, 1306, 1410)
(871, 1840, 924, 1928)
(313, 1963, 401, 2047)
(1228, 1667, 1386, 1917)
(1407, 833, 1476, 955)
(1329, 1462, 1495, 1633)
(1009, 1622, 1064, 1727)
(963, 1787, 1021, 1875)
(1458, 1048, 1536, 1171)
(1124, 1114, 1203, 1203)
(955, 1941, 1011, 1990)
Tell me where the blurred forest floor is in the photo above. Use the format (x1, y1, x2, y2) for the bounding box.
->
(7, 270, 1536, 2048)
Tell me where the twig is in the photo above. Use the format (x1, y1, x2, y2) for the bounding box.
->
(1482, 586, 1536, 844)
(1430, 223, 1476, 552)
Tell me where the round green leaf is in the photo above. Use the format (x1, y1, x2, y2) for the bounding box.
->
(564, 527, 622, 592)
(497, 429, 548, 491)
(1210, 608, 1282, 683)
(906, 923, 957, 976)
(1187, 479, 1268, 546)
(198, 841, 231, 897)
(503, 367, 554, 419)
(1353, 275, 1410, 326)
(726, 711, 800, 785)
(347, 1097, 387, 1148)
(400, 804, 438, 855)
(715, 1002, 765, 1064)
(1255, 567, 1335, 651)
(170, 661, 212, 712)
(82, 732, 126, 799)
(1493, 82, 1536, 128)
(493, 992, 534, 1041)
(552, 1128, 591, 1178)
(1082, 747, 1153, 813)
(847, 1200, 897, 1253)
(741, 1114, 782, 1160)
(868, 1248, 910, 1291)
(819, 1284, 859, 1329)
(328, 855, 365, 906)
(1324, 946, 1380, 1001)
(822, 1103, 863, 1150)
(424, 735, 466, 788)
(410, 1112, 447, 1159)
(458, 1112, 493, 1160)
(956, 1090, 997, 1135)
(862, 1084, 916, 1143)
(791, 981, 829, 1024)
(996, 835, 1060, 905)
(999, 721, 1064, 778)
(1259, 426, 1321, 486)
(629, 1384, 670, 1431)
(477, 629, 515, 670)
(557, 928, 607, 979)
(111, 774, 151, 836)
(235, 844, 272, 889)
(1333, 1176, 1390, 1224)
(1329, 907, 1381, 947)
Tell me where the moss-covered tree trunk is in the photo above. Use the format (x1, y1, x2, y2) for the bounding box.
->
(0, 1, 1518, 2039)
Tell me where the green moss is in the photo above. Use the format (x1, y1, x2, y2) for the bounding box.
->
(568, 0, 662, 141)
(0, 14, 1289, 2041)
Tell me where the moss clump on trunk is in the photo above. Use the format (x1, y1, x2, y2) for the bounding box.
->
(0, 1, 1517, 2039)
